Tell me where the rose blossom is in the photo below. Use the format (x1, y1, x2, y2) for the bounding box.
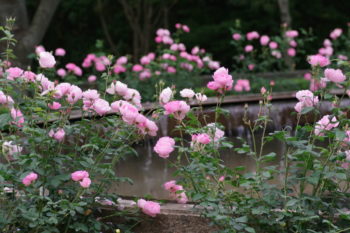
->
(71, 170, 89, 182)
(22, 172, 38, 186)
(159, 87, 173, 105)
(260, 35, 270, 46)
(308, 54, 330, 67)
(154, 137, 175, 158)
(137, 199, 161, 217)
(324, 68, 346, 83)
(55, 48, 66, 56)
(163, 101, 190, 121)
(48, 128, 65, 142)
(180, 88, 195, 98)
(38, 52, 56, 68)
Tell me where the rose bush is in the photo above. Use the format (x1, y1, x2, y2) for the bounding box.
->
(0, 20, 160, 233)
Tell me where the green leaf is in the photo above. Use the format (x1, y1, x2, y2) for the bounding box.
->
(245, 227, 256, 233)
(301, 106, 314, 114)
(236, 216, 248, 223)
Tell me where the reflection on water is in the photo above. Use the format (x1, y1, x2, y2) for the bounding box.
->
(113, 99, 350, 199)
(114, 137, 285, 199)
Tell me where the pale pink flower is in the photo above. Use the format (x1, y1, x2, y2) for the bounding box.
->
(139, 69, 151, 80)
(269, 41, 278, 49)
(82, 89, 100, 110)
(182, 25, 190, 32)
(289, 40, 297, 47)
(38, 52, 56, 68)
(260, 35, 270, 46)
(159, 87, 173, 105)
(308, 55, 330, 67)
(246, 31, 259, 40)
(35, 45, 45, 55)
(195, 93, 208, 102)
(0, 91, 14, 105)
(324, 68, 346, 83)
(248, 64, 255, 71)
(167, 66, 176, 73)
(285, 30, 299, 38)
(5, 67, 23, 80)
(245, 45, 254, 53)
(304, 73, 312, 80)
(57, 68, 67, 77)
(22, 172, 38, 186)
(88, 75, 97, 83)
(315, 115, 339, 136)
(163, 101, 190, 121)
(54, 83, 72, 98)
(137, 199, 160, 217)
(55, 48, 66, 56)
(92, 98, 111, 116)
(66, 85, 82, 104)
(132, 64, 143, 72)
(79, 177, 91, 188)
(154, 136, 175, 158)
(71, 170, 89, 182)
(271, 50, 282, 58)
(287, 48, 296, 57)
(338, 55, 348, 61)
(116, 56, 128, 65)
(323, 39, 332, 47)
(330, 28, 342, 40)
(11, 108, 24, 127)
(234, 79, 250, 92)
(49, 128, 65, 142)
(232, 33, 241, 40)
(73, 66, 82, 76)
(180, 89, 195, 98)
(207, 67, 233, 93)
(48, 102, 61, 110)
(192, 133, 211, 144)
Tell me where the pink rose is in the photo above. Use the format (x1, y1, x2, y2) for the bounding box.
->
(48, 102, 61, 110)
(159, 87, 173, 105)
(285, 30, 298, 38)
(57, 68, 67, 77)
(22, 172, 38, 186)
(79, 177, 91, 188)
(163, 101, 190, 121)
(48, 128, 65, 142)
(269, 41, 278, 49)
(71, 170, 89, 181)
(324, 68, 346, 83)
(308, 55, 330, 67)
(92, 98, 111, 116)
(232, 33, 241, 40)
(137, 199, 161, 217)
(88, 75, 97, 83)
(260, 35, 270, 46)
(180, 89, 195, 98)
(55, 48, 66, 56)
(244, 45, 254, 53)
(154, 136, 175, 158)
(38, 52, 56, 68)
(287, 48, 296, 57)
(246, 31, 259, 40)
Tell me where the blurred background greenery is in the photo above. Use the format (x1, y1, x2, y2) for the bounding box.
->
(16, 0, 347, 67)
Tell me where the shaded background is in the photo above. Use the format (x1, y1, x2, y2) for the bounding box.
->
(1, 0, 350, 67)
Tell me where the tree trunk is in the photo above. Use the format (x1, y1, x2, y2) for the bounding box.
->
(14, 0, 61, 67)
(277, 0, 291, 27)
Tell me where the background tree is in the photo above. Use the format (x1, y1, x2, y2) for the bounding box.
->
(0, 0, 61, 66)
